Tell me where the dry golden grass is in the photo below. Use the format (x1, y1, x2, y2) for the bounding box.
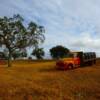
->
(0, 59, 100, 100)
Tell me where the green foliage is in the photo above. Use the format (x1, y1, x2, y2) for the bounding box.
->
(50, 45, 70, 59)
(32, 48, 45, 59)
(28, 57, 32, 60)
(12, 51, 21, 60)
(0, 14, 45, 66)
(12, 50, 27, 60)
(0, 52, 7, 59)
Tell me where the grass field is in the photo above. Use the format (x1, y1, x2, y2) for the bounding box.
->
(0, 59, 100, 100)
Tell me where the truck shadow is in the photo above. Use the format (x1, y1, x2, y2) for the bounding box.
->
(39, 64, 98, 72)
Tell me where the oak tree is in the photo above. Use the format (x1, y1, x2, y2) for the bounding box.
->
(0, 14, 45, 67)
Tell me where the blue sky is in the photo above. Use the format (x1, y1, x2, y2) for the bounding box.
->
(0, 0, 100, 57)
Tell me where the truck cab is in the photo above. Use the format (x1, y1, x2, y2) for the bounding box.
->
(56, 52, 81, 70)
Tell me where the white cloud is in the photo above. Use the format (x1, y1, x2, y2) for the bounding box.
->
(70, 32, 100, 49)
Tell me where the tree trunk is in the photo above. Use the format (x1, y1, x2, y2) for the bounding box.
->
(8, 50, 12, 67)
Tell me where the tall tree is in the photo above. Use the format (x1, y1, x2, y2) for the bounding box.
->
(50, 45, 70, 59)
(0, 14, 45, 67)
(32, 48, 45, 59)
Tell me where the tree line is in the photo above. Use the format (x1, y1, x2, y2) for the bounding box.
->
(0, 14, 70, 67)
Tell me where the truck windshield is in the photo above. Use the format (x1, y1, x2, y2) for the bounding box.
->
(65, 53, 74, 58)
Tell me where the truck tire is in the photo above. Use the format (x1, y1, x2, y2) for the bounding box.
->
(68, 64, 73, 69)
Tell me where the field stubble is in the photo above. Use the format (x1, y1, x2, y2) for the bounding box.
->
(0, 59, 100, 100)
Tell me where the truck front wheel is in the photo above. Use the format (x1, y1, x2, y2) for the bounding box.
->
(68, 64, 73, 69)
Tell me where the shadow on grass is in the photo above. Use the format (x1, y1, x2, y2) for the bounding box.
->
(38, 63, 98, 73)
(39, 67, 59, 72)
